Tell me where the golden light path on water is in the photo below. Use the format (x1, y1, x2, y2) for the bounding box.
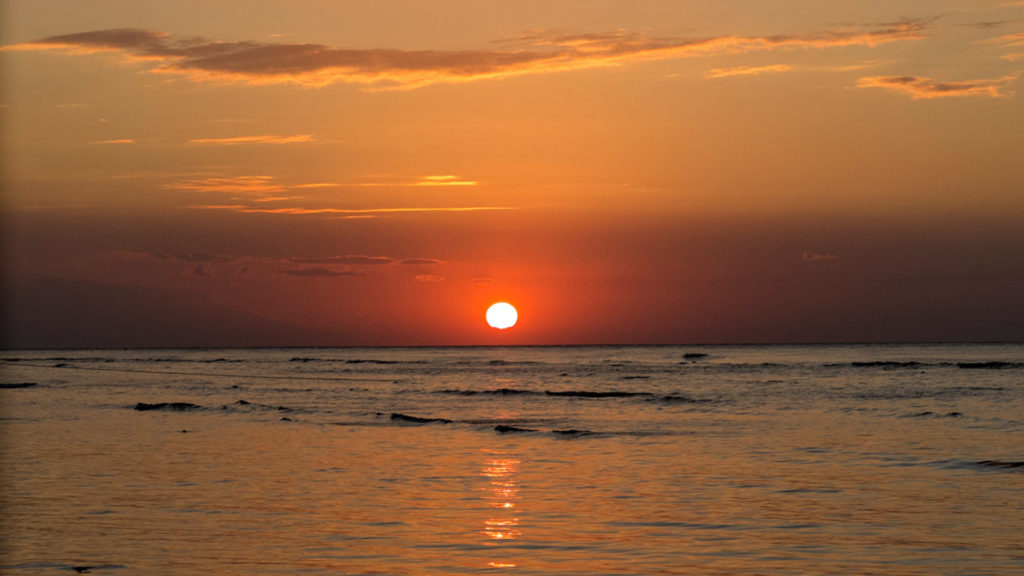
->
(482, 451, 522, 569)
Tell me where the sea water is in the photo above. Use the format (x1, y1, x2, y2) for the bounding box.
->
(1, 344, 1022, 575)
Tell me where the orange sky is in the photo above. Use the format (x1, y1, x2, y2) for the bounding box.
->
(2, 1, 1023, 347)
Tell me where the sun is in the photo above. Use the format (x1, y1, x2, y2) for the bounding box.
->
(486, 302, 518, 330)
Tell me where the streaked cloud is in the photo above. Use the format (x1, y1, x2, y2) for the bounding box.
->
(89, 138, 135, 145)
(281, 267, 365, 278)
(166, 176, 285, 195)
(415, 274, 445, 283)
(290, 255, 394, 266)
(705, 64, 791, 79)
(414, 175, 478, 187)
(991, 31, 1024, 46)
(187, 134, 313, 145)
(802, 251, 839, 262)
(987, 31, 1024, 61)
(346, 174, 479, 187)
(857, 74, 1018, 99)
(189, 204, 516, 217)
(401, 258, 445, 266)
(5, 21, 928, 90)
(293, 182, 341, 189)
(175, 251, 235, 264)
(166, 174, 510, 218)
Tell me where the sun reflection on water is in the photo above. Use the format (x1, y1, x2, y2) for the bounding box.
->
(481, 453, 522, 568)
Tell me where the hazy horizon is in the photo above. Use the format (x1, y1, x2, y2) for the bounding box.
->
(3, 1, 1023, 347)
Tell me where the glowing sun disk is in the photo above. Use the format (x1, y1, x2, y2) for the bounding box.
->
(486, 302, 518, 330)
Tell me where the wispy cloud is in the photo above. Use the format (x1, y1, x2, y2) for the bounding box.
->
(189, 205, 517, 217)
(345, 174, 479, 188)
(401, 257, 445, 266)
(187, 134, 313, 145)
(705, 64, 792, 79)
(987, 31, 1024, 61)
(167, 174, 507, 217)
(857, 74, 1018, 99)
(5, 21, 928, 90)
(281, 267, 366, 278)
(802, 251, 839, 261)
(293, 182, 341, 189)
(89, 138, 135, 145)
(290, 255, 394, 266)
(415, 274, 445, 283)
(990, 31, 1024, 46)
(414, 175, 478, 187)
(166, 176, 285, 195)
(175, 251, 235, 263)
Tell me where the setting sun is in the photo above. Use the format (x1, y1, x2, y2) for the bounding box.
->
(486, 302, 518, 330)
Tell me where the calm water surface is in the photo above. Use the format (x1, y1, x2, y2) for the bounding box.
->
(1, 344, 1022, 575)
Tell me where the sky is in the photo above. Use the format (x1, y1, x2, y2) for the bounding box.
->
(2, 0, 1023, 347)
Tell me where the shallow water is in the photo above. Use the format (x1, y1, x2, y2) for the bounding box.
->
(1, 344, 1022, 575)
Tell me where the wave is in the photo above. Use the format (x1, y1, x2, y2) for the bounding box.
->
(957, 361, 1024, 370)
(850, 361, 928, 368)
(435, 387, 714, 404)
(495, 424, 537, 433)
(0, 382, 38, 389)
(976, 460, 1024, 469)
(437, 388, 540, 396)
(545, 390, 653, 398)
(903, 411, 965, 418)
(229, 399, 297, 413)
(133, 402, 202, 412)
(825, 360, 1024, 370)
(387, 412, 452, 424)
(289, 357, 427, 364)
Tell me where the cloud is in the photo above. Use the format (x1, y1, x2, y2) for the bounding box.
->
(415, 274, 445, 283)
(175, 251, 235, 263)
(187, 134, 313, 145)
(89, 138, 135, 145)
(414, 175, 478, 187)
(5, 21, 928, 90)
(293, 182, 341, 189)
(98, 249, 236, 265)
(857, 74, 1018, 99)
(401, 257, 445, 266)
(189, 204, 516, 217)
(341, 174, 479, 188)
(166, 174, 504, 216)
(290, 255, 394, 266)
(802, 251, 839, 261)
(281, 267, 365, 278)
(167, 176, 285, 195)
(989, 31, 1024, 61)
(705, 64, 792, 79)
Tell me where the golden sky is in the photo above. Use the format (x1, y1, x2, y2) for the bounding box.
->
(2, 1, 1023, 346)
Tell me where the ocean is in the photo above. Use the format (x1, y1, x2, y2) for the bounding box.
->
(1, 344, 1022, 575)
